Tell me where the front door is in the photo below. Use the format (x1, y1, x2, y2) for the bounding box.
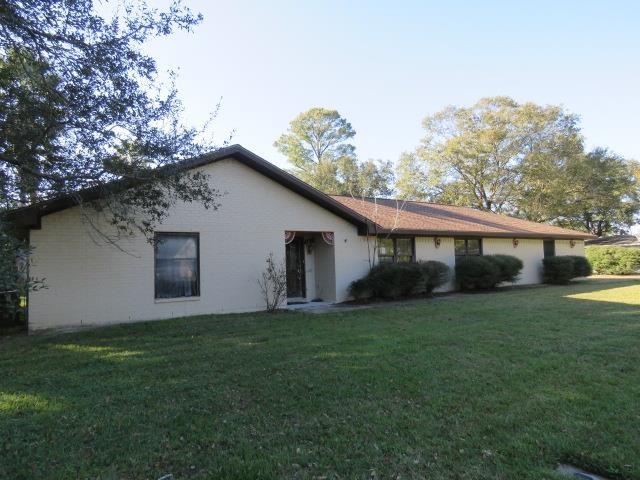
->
(286, 237, 306, 298)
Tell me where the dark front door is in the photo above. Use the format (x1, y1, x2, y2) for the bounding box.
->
(286, 237, 306, 298)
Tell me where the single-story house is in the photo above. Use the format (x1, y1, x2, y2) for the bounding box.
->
(7, 145, 594, 331)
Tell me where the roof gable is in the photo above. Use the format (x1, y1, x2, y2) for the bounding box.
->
(5, 145, 370, 231)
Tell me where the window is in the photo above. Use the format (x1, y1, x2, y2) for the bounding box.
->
(543, 240, 555, 259)
(378, 238, 395, 263)
(396, 238, 414, 263)
(154, 233, 200, 299)
(455, 238, 482, 260)
(377, 237, 415, 264)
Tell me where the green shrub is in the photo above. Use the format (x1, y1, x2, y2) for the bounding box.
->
(348, 278, 371, 301)
(486, 254, 523, 283)
(567, 255, 593, 277)
(455, 256, 501, 291)
(586, 246, 640, 275)
(417, 261, 450, 294)
(542, 256, 576, 284)
(348, 260, 451, 300)
(367, 263, 424, 299)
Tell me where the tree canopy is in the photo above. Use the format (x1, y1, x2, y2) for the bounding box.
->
(396, 96, 639, 235)
(0, 0, 219, 242)
(555, 148, 640, 236)
(275, 108, 393, 197)
(397, 97, 583, 212)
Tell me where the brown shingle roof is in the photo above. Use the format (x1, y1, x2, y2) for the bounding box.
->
(332, 196, 595, 240)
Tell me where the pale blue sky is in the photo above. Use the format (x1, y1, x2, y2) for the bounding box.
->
(144, 0, 640, 169)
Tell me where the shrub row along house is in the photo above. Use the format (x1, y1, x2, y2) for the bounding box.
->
(6, 145, 594, 331)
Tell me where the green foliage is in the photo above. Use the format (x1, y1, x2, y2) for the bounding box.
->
(0, 49, 64, 207)
(455, 256, 502, 291)
(395, 151, 431, 200)
(554, 149, 640, 236)
(0, 0, 219, 241)
(368, 263, 423, 299)
(339, 157, 394, 198)
(275, 108, 393, 196)
(400, 97, 583, 211)
(542, 256, 578, 284)
(0, 222, 45, 322)
(418, 260, 451, 294)
(398, 97, 639, 236)
(349, 261, 450, 300)
(485, 254, 524, 283)
(567, 255, 593, 277)
(348, 278, 373, 301)
(586, 247, 640, 275)
(542, 255, 592, 284)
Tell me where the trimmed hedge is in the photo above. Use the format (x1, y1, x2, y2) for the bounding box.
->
(542, 255, 592, 284)
(349, 261, 450, 301)
(567, 255, 593, 277)
(455, 256, 501, 291)
(420, 261, 451, 294)
(486, 254, 524, 283)
(586, 246, 640, 275)
(455, 254, 524, 291)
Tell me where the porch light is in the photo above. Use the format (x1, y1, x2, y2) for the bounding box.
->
(513, 238, 519, 248)
(570, 239, 576, 248)
(434, 237, 441, 248)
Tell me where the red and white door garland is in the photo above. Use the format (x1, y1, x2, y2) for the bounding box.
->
(321, 232, 335, 246)
(284, 231, 296, 244)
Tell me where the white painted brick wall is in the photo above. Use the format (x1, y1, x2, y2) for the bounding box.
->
(555, 239, 585, 256)
(29, 159, 371, 330)
(482, 237, 544, 285)
(415, 237, 456, 291)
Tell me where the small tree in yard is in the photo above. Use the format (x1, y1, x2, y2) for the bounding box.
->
(257, 253, 287, 312)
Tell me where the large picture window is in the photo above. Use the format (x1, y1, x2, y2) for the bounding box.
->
(455, 238, 482, 260)
(378, 237, 415, 264)
(154, 233, 200, 299)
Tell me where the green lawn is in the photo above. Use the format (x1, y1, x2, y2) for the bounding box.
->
(1, 279, 639, 479)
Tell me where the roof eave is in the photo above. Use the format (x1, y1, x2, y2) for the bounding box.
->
(372, 228, 596, 240)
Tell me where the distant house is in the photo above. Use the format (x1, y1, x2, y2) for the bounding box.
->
(585, 235, 640, 248)
(7, 145, 594, 331)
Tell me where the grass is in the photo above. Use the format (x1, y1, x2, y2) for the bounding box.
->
(1, 279, 639, 480)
